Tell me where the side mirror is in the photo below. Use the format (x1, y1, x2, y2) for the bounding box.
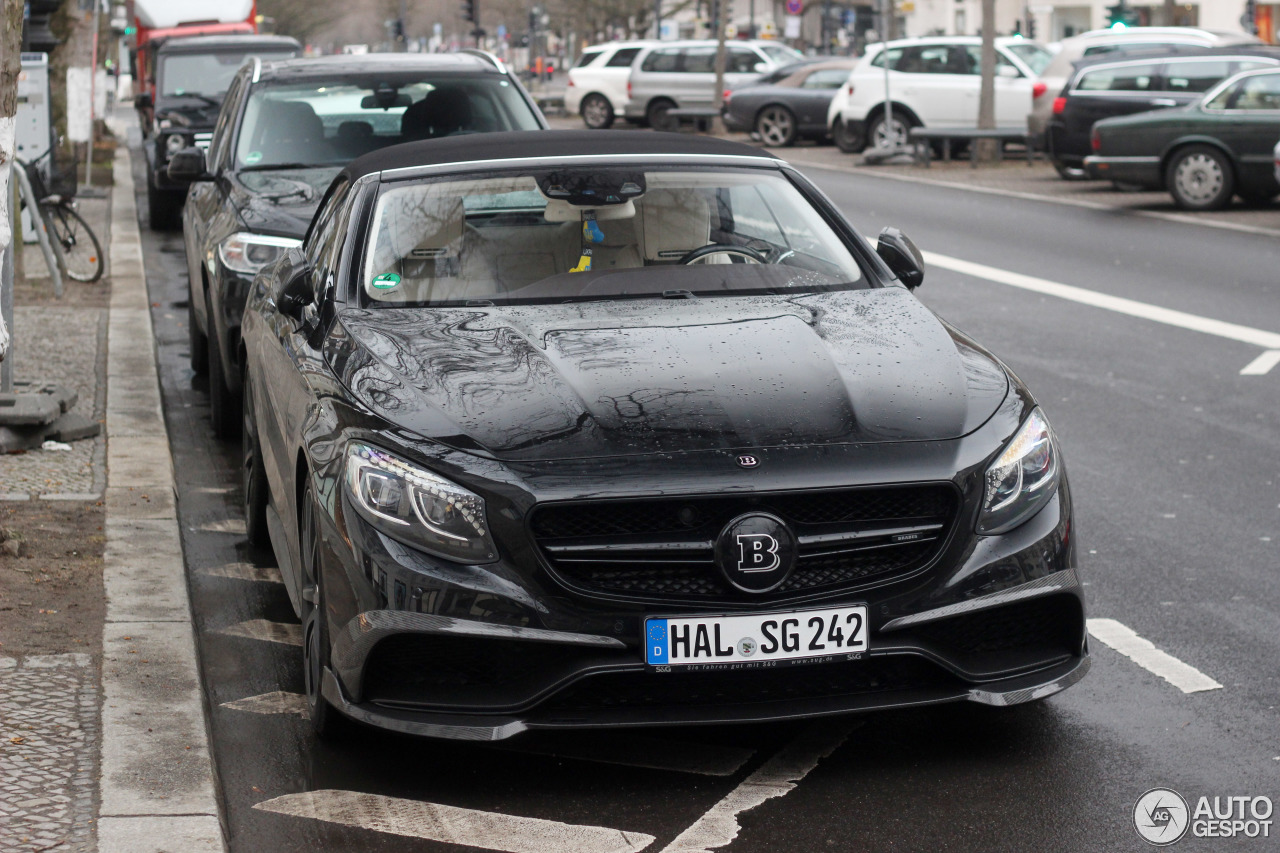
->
(274, 256, 315, 320)
(135, 92, 153, 110)
(754, 62, 769, 74)
(997, 65, 1021, 79)
(876, 227, 925, 289)
(167, 147, 211, 183)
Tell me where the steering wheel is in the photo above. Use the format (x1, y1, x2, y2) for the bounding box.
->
(678, 244, 769, 265)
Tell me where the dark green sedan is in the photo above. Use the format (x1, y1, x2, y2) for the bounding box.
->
(1085, 67, 1280, 210)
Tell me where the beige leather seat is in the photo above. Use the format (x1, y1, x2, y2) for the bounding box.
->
(639, 189, 711, 263)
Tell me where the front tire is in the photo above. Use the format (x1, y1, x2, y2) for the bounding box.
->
(301, 485, 348, 740)
(832, 119, 863, 154)
(580, 93, 615, 129)
(755, 105, 797, 147)
(45, 205, 104, 282)
(189, 299, 208, 375)
(206, 298, 241, 441)
(647, 99, 678, 133)
(1167, 145, 1234, 211)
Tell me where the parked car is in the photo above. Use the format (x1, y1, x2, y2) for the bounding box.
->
(137, 34, 300, 229)
(565, 40, 653, 129)
(167, 53, 547, 443)
(826, 36, 1052, 154)
(1084, 67, 1280, 210)
(625, 39, 805, 130)
(241, 129, 1088, 740)
(722, 58, 855, 146)
(1046, 48, 1280, 179)
(1027, 26, 1262, 156)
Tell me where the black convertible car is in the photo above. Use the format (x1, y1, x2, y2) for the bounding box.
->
(242, 131, 1088, 739)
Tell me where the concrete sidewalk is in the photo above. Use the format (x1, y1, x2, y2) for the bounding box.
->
(93, 143, 224, 852)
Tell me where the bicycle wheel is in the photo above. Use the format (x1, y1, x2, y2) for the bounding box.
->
(44, 204, 105, 283)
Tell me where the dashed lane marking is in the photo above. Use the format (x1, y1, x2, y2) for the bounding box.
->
(923, 251, 1280, 356)
(199, 562, 283, 583)
(1087, 618, 1223, 694)
(1240, 350, 1280, 376)
(216, 619, 303, 647)
(499, 733, 755, 777)
(659, 719, 857, 853)
(221, 691, 308, 716)
(253, 789, 655, 853)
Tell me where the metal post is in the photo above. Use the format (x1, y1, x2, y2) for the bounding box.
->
(749, 0, 755, 38)
(12, 162, 63, 298)
(2, 173, 14, 393)
(654, 0, 662, 39)
(84, 0, 101, 191)
(881, 0, 892, 148)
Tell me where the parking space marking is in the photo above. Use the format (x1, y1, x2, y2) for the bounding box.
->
(199, 562, 283, 584)
(221, 691, 308, 716)
(922, 251, 1280, 353)
(217, 619, 303, 647)
(659, 720, 857, 853)
(1240, 350, 1280, 376)
(1087, 618, 1222, 693)
(500, 733, 754, 777)
(253, 789, 655, 853)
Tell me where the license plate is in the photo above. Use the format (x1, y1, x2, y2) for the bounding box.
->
(645, 605, 868, 668)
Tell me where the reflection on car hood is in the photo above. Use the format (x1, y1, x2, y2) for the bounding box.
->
(330, 288, 1009, 462)
(231, 167, 341, 238)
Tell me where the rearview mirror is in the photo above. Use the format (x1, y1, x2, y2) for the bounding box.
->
(876, 227, 924, 289)
(274, 257, 315, 320)
(167, 147, 211, 183)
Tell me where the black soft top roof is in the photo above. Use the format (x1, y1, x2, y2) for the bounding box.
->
(338, 131, 780, 183)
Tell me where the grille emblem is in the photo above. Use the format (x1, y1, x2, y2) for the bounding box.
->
(714, 512, 796, 594)
(736, 454, 759, 469)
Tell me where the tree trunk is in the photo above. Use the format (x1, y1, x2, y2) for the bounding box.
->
(711, 2, 727, 135)
(974, 0, 997, 162)
(2, 0, 29, 362)
(1161, 0, 1177, 27)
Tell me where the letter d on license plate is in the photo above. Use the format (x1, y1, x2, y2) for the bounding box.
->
(646, 605, 868, 667)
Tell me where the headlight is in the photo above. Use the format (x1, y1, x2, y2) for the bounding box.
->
(344, 442, 498, 564)
(217, 233, 302, 275)
(977, 408, 1059, 535)
(164, 133, 188, 156)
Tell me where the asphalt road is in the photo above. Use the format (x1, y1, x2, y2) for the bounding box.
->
(134, 144, 1280, 852)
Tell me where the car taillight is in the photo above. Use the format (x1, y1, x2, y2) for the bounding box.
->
(1053, 96, 1067, 115)
(1091, 127, 1101, 152)
(1033, 82, 1047, 99)
(723, 89, 731, 102)
(627, 81, 632, 99)
(847, 84, 855, 96)
(567, 77, 575, 87)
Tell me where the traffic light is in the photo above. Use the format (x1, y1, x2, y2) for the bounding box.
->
(1105, 3, 1138, 28)
(462, 0, 477, 23)
(1027, 16, 1036, 39)
(392, 18, 405, 40)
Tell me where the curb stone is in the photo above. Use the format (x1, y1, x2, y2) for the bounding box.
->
(96, 145, 226, 851)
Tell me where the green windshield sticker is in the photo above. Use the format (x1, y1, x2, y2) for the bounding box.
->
(372, 273, 401, 289)
(244, 151, 262, 165)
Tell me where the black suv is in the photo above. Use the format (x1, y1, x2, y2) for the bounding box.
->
(168, 53, 547, 439)
(1046, 46, 1280, 177)
(137, 34, 300, 229)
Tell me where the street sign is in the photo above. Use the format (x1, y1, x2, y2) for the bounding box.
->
(785, 0, 803, 16)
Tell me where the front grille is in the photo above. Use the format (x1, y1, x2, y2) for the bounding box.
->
(194, 132, 213, 151)
(530, 485, 957, 602)
(540, 656, 955, 714)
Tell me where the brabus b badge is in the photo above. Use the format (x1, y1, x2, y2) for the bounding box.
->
(736, 454, 759, 469)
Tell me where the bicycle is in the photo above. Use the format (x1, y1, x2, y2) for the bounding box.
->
(17, 149, 105, 284)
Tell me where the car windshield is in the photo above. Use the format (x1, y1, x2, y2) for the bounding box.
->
(235, 75, 541, 170)
(1005, 42, 1053, 75)
(360, 167, 866, 307)
(760, 44, 804, 65)
(160, 50, 295, 97)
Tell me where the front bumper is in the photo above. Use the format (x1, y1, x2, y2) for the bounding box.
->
(316, 475, 1087, 739)
(1083, 154, 1162, 186)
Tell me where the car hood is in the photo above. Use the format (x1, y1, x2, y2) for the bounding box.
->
(230, 167, 342, 238)
(329, 288, 1009, 463)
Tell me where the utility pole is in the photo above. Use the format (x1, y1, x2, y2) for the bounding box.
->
(654, 0, 662, 39)
(711, 0, 727, 134)
(975, 0, 997, 161)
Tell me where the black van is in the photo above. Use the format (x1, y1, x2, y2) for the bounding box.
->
(1045, 46, 1280, 178)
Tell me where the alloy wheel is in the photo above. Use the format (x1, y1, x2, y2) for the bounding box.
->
(581, 94, 614, 129)
(756, 106, 796, 147)
(871, 115, 910, 150)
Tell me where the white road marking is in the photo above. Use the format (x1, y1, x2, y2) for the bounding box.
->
(659, 720, 856, 853)
(923, 251, 1280, 352)
(221, 691, 308, 716)
(200, 562, 282, 583)
(1240, 350, 1280, 376)
(501, 733, 754, 777)
(217, 619, 303, 647)
(780, 152, 1280, 239)
(253, 789, 655, 853)
(1087, 618, 1222, 694)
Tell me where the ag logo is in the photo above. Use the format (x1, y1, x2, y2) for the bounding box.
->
(1134, 788, 1190, 846)
(713, 513, 796, 593)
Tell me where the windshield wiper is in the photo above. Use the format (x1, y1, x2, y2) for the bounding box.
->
(662, 289, 696, 299)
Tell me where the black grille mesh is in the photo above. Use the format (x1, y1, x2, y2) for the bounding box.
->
(911, 595, 1082, 658)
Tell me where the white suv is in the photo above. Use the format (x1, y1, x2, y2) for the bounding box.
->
(566, 41, 653, 129)
(827, 36, 1051, 153)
